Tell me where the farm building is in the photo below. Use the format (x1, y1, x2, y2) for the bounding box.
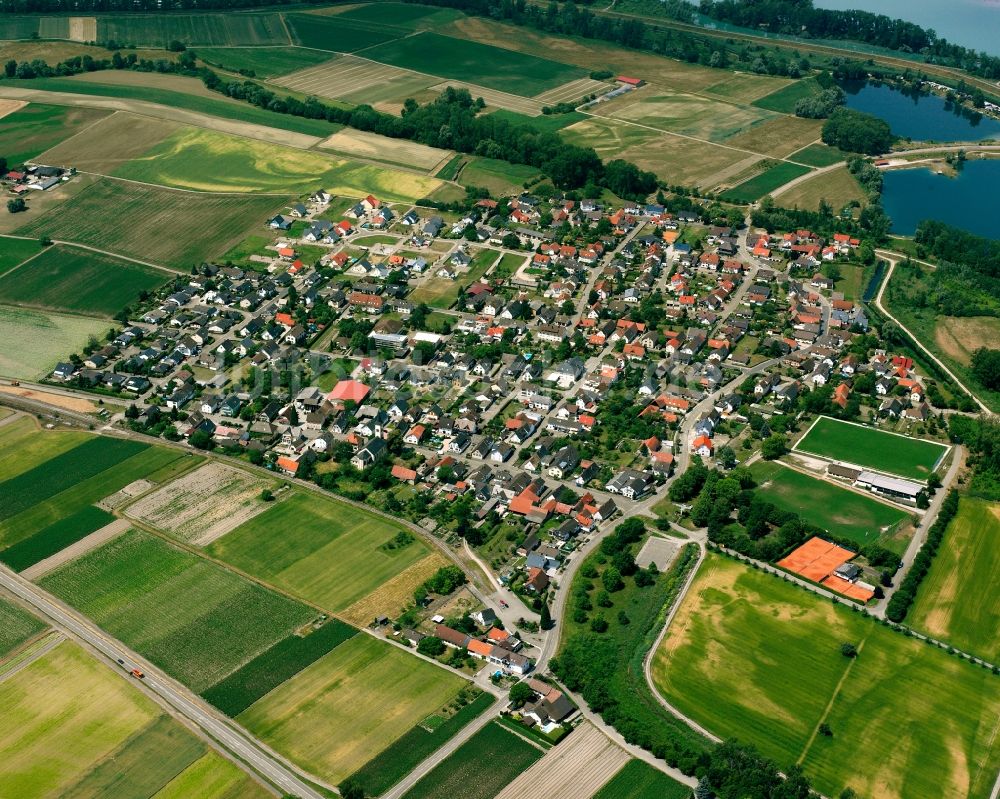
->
(616, 75, 645, 87)
(327, 379, 370, 404)
(856, 471, 923, 502)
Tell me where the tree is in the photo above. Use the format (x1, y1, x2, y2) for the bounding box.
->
(761, 434, 788, 460)
(717, 445, 737, 469)
(260, 488, 275, 502)
(601, 565, 624, 592)
(7, 198, 26, 214)
(509, 681, 535, 707)
(821, 107, 895, 155)
(417, 636, 445, 657)
(693, 776, 715, 799)
(971, 348, 1000, 391)
(539, 601, 553, 630)
(818, 722, 833, 737)
(840, 642, 858, 658)
(188, 430, 213, 450)
(339, 780, 365, 799)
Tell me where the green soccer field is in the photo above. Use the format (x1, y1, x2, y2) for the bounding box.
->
(910, 497, 1000, 662)
(207, 491, 431, 612)
(749, 461, 911, 552)
(40, 529, 314, 692)
(794, 416, 948, 480)
(651, 553, 1000, 799)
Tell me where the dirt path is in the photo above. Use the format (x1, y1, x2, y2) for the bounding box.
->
(21, 519, 130, 580)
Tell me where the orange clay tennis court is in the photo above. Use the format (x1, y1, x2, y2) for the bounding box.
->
(820, 576, 874, 602)
(776, 537, 856, 582)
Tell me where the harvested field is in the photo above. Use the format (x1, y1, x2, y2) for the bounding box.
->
(272, 55, 436, 106)
(495, 722, 629, 799)
(0, 98, 25, 119)
(207, 491, 432, 613)
(723, 116, 823, 158)
(429, 81, 544, 115)
(702, 73, 793, 102)
(37, 111, 181, 173)
(40, 529, 315, 692)
(0, 385, 98, 414)
(934, 316, 1000, 367)
(17, 177, 289, 269)
(240, 634, 467, 783)
(319, 128, 453, 172)
(125, 462, 273, 546)
(340, 552, 448, 627)
(0, 243, 171, 315)
(0, 305, 107, 380)
(774, 164, 867, 211)
(67, 16, 97, 41)
(534, 77, 610, 105)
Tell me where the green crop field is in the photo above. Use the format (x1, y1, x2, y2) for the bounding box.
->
(207, 491, 431, 613)
(0, 505, 114, 573)
(240, 634, 467, 783)
(485, 109, 586, 133)
(286, 12, 409, 52)
(0, 236, 43, 274)
(0, 104, 109, 166)
(364, 31, 587, 96)
(752, 78, 823, 114)
(334, 2, 464, 29)
(17, 177, 288, 269)
(0, 419, 87, 483)
(0, 641, 267, 798)
(720, 161, 812, 202)
(0, 244, 169, 316)
(40, 529, 314, 692)
(401, 721, 543, 799)
(348, 690, 493, 797)
(201, 619, 357, 716)
(749, 462, 910, 552)
(789, 143, 851, 167)
(776, 164, 866, 212)
(197, 46, 332, 78)
(96, 12, 289, 47)
(795, 416, 948, 479)
(112, 127, 443, 201)
(651, 553, 1000, 799)
(0, 304, 108, 380)
(592, 760, 691, 799)
(0, 595, 45, 658)
(910, 497, 1000, 662)
(460, 157, 543, 195)
(150, 750, 270, 799)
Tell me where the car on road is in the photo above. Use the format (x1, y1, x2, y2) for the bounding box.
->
(130, 668, 145, 679)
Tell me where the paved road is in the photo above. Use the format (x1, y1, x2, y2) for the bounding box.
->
(0, 565, 328, 799)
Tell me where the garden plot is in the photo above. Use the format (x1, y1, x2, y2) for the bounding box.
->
(125, 462, 273, 546)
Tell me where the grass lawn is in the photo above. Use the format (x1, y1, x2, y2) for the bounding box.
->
(749, 461, 910, 552)
(592, 759, 691, 799)
(789, 142, 851, 167)
(833, 262, 868, 302)
(0, 641, 259, 799)
(0, 304, 108, 380)
(752, 78, 822, 114)
(775, 164, 866, 212)
(207, 491, 431, 613)
(719, 161, 812, 202)
(651, 553, 1000, 799)
(0, 595, 45, 658)
(401, 721, 543, 799)
(17, 177, 289, 270)
(198, 46, 332, 78)
(0, 244, 169, 316)
(910, 497, 1000, 662)
(40, 529, 314, 692)
(794, 416, 948, 480)
(0, 235, 43, 274)
(364, 31, 587, 96)
(0, 104, 109, 166)
(461, 157, 542, 194)
(239, 634, 467, 784)
(409, 277, 460, 309)
(0, 418, 87, 482)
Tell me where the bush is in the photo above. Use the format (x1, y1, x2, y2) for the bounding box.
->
(417, 636, 446, 657)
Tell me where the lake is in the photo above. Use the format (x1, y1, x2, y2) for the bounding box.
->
(839, 80, 1000, 142)
(881, 158, 1000, 238)
(815, 0, 1000, 57)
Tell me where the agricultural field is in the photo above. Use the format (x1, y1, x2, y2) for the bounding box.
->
(111, 127, 444, 200)
(794, 416, 948, 480)
(197, 46, 333, 78)
(319, 128, 453, 172)
(933, 315, 1000, 368)
(401, 720, 544, 799)
(495, 722, 630, 799)
(0, 103, 109, 166)
(331, 2, 465, 30)
(749, 461, 910, 551)
(39, 529, 315, 692)
(0, 304, 108, 380)
(460, 157, 543, 195)
(0, 640, 267, 799)
(239, 634, 468, 783)
(591, 760, 691, 799)
(286, 12, 408, 52)
(789, 142, 851, 167)
(125, 462, 274, 546)
(561, 117, 748, 187)
(0, 594, 45, 658)
(364, 31, 587, 96)
(0, 235, 43, 275)
(774, 164, 867, 211)
(651, 553, 1000, 799)
(36, 112, 182, 174)
(910, 497, 1000, 662)
(95, 12, 289, 48)
(0, 416, 88, 483)
(723, 116, 824, 159)
(702, 72, 794, 103)
(752, 78, 824, 114)
(207, 491, 433, 615)
(719, 161, 813, 202)
(0, 244, 169, 316)
(0, 505, 114, 573)
(17, 177, 289, 269)
(594, 88, 778, 143)
(485, 109, 587, 133)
